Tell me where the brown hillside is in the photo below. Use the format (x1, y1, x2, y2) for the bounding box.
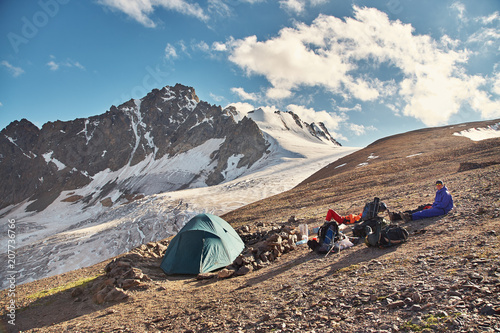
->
(223, 119, 500, 228)
(1, 119, 499, 333)
(299, 119, 500, 187)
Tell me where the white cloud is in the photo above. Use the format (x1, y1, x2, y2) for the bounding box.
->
(310, 0, 328, 5)
(193, 41, 210, 52)
(208, 0, 233, 18)
(279, 0, 326, 15)
(97, 0, 208, 28)
(46, 58, 85, 71)
(467, 28, 500, 48)
(476, 11, 499, 25)
(225, 6, 500, 127)
(450, 1, 467, 23)
(164, 43, 178, 59)
(463, 8, 499, 52)
(165, 40, 223, 60)
(73, 62, 85, 70)
(47, 61, 59, 71)
(336, 104, 362, 113)
(225, 102, 255, 115)
(493, 72, 500, 96)
(231, 87, 259, 101)
(209, 92, 225, 102)
(240, 0, 265, 3)
(280, 0, 305, 14)
(347, 123, 376, 136)
(266, 87, 293, 99)
(466, 75, 500, 119)
(212, 41, 227, 52)
(1, 61, 24, 77)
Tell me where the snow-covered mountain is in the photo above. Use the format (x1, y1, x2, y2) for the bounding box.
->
(0, 84, 357, 288)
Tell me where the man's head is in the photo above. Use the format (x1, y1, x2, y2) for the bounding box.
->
(435, 180, 444, 189)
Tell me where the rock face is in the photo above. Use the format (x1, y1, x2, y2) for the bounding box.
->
(0, 84, 271, 212)
(285, 110, 341, 146)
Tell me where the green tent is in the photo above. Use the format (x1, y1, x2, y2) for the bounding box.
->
(160, 213, 245, 275)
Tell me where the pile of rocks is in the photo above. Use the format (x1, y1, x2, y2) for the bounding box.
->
(214, 221, 304, 279)
(130, 240, 169, 258)
(72, 255, 152, 304)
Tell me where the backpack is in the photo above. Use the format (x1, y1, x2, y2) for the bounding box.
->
(308, 221, 339, 254)
(361, 197, 387, 221)
(380, 225, 409, 247)
(352, 216, 388, 238)
(365, 223, 409, 247)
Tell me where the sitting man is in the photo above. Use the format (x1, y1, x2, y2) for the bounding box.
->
(402, 180, 453, 221)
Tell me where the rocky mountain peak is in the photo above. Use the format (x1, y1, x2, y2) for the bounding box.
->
(285, 110, 341, 146)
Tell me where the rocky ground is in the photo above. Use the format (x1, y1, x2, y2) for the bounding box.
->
(1, 123, 499, 333)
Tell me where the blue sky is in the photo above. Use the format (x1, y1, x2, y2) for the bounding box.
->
(0, 0, 499, 147)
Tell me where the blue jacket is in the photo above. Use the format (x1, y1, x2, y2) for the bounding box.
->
(432, 186, 453, 213)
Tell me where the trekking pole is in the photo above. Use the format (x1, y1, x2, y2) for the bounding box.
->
(324, 242, 335, 258)
(371, 197, 380, 219)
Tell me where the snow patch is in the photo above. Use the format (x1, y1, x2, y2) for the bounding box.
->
(4, 135, 17, 146)
(222, 154, 246, 180)
(42, 151, 66, 171)
(453, 123, 500, 141)
(77, 119, 100, 144)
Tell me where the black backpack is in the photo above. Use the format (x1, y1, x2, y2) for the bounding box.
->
(365, 224, 409, 247)
(381, 225, 409, 247)
(308, 221, 339, 254)
(361, 197, 383, 221)
(318, 221, 339, 244)
(352, 216, 387, 238)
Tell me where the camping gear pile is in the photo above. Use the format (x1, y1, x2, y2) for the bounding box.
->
(355, 197, 409, 248)
(308, 197, 409, 255)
